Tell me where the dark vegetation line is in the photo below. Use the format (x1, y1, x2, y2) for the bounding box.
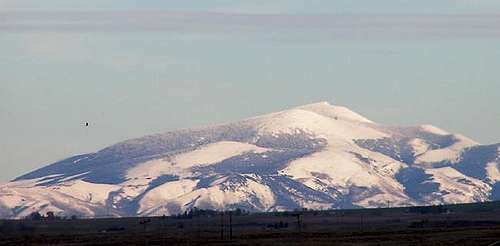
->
(12, 200, 500, 222)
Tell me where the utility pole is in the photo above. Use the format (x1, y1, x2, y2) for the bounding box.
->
(360, 213, 364, 232)
(162, 214, 167, 246)
(295, 213, 302, 232)
(220, 212, 224, 241)
(229, 212, 233, 240)
(197, 214, 201, 240)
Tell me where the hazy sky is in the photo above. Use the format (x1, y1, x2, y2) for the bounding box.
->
(1, 0, 500, 182)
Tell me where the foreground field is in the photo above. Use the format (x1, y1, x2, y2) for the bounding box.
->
(2, 202, 500, 245)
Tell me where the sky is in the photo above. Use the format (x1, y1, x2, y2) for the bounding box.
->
(1, 0, 500, 182)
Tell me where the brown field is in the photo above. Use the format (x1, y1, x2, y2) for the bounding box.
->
(2, 202, 500, 245)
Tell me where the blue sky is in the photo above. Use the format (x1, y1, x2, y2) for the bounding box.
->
(1, 0, 500, 182)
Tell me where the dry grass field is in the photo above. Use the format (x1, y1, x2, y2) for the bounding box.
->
(2, 202, 500, 245)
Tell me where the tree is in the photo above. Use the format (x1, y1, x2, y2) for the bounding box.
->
(27, 212, 42, 221)
(46, 211, 56, 220)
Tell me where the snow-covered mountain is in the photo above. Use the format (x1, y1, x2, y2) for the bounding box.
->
(1, 102, 499, 219)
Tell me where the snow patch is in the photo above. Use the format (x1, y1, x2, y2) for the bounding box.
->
(49, 180, 121, 205)
(420, 125, 450, 135)
(283, 146, 408, 204)
(416, 135, 478, 164)
(257, 109, 385, 140)
(486, 162, 500, 183)
(139, 177, 275, 216)
(138, 179, 199, 214)
(426, 167, 490, 204)
(297, 102, 374, 123)
(127, 141, 270, 179)
(59, 172, 90, 182)
(73, 156, 89, 164)
(408, 138, 430, 156)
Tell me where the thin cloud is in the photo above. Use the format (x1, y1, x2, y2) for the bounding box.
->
(1, 11, 500, 39)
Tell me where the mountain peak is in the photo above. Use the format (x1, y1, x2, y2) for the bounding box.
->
(419, 124, 450, 135)
(1, 102, 498, 219)
(295, 101, 373, 123)
(298, 101, 332, 108)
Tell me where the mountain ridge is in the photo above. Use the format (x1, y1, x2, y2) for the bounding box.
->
(1, 102, 499, 219)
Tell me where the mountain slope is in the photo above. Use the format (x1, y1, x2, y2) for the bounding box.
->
(1, 102, 499, 219)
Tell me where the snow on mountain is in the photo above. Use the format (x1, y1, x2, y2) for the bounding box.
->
(1, 102, 499, 219)
(126, 141, 269, 180)
(296, 102, 374, 124)
(419, 124, 450, 136)
(486, 162, 500, 183)
(0, 177, 117, 218)
(414, 134, 477, 164)
(424, 167, 490, 204)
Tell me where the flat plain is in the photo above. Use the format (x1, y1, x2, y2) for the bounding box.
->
(2, 202, 500, 245)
